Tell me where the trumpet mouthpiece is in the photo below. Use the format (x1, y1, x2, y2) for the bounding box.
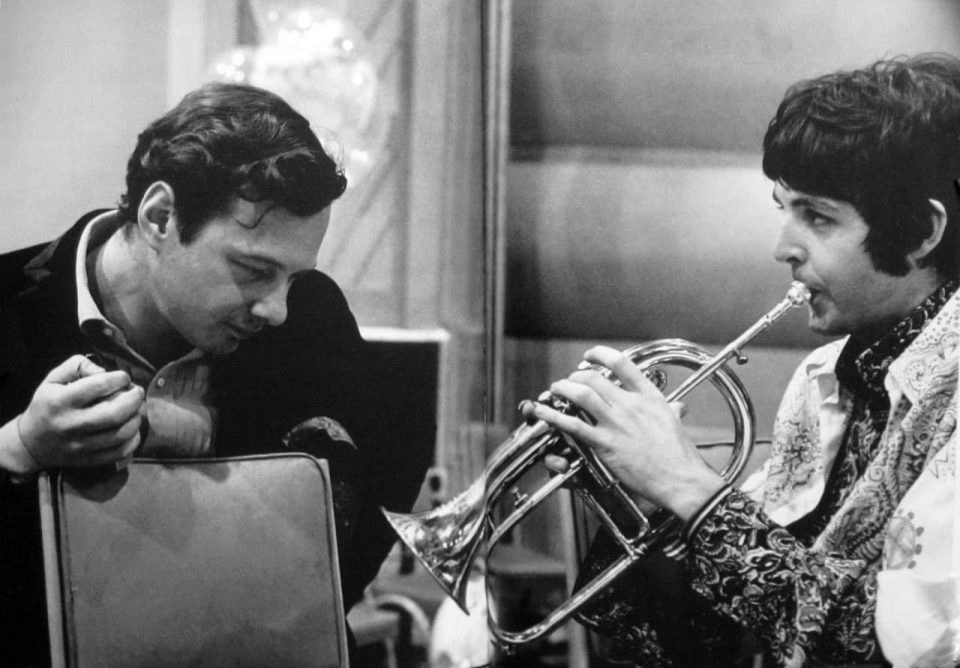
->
(787, 281, 811, 305)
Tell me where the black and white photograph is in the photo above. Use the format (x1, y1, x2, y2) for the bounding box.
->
(1, 2, 957, 667)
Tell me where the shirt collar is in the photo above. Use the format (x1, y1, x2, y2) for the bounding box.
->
(75, 210, 123, 329)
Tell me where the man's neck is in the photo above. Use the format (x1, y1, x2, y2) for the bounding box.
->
(90, 228, 190, 366)
(849, 269, 947, 345)
(839, 275, 956, 403)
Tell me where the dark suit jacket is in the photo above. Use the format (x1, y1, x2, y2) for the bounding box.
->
(0, 211, 431, 666)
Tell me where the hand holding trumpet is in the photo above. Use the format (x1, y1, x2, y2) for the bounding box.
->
(525, 345, 727, 523)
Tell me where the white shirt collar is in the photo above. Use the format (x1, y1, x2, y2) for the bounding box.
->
(75, 210, 123, 329)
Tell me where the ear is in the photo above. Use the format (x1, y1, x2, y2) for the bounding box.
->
(907, 198, 948, 267)
(137, 182, 177, 250)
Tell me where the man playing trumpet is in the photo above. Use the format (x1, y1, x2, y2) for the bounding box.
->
(533, 54, 959, 666)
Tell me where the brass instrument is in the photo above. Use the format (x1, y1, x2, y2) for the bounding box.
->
(383, 282, 810, 650)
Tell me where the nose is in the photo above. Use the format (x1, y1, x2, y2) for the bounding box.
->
(249, 281, 289, 327)
(773, 220, 807, 267)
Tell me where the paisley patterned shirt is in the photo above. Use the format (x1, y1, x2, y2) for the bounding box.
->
(576, 281, 958, 667)
(692, 280, 958, 666)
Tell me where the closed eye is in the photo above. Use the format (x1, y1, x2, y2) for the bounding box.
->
(232, 260, 275, 284)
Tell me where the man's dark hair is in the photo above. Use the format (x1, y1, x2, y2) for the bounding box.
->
(117, 82, 347, 242)
(763, 53, 960, 278)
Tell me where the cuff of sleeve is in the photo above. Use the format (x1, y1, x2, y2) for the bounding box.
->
(683, 483, 734, 542)
(0, 415, 41, 480)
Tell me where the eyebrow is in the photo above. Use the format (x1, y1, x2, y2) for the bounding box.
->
(771, 189, 841, 212)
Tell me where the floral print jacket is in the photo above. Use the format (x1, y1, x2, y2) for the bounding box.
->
(691, 289, 959, 667)
(576, 289, 958, 667)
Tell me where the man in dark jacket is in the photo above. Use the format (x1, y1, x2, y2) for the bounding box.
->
(0, 82, 428, 666)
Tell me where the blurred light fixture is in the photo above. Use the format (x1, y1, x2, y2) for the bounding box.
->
(208, 1, 394, 186)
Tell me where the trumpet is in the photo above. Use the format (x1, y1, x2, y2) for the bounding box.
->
(383, 282, 810, 650)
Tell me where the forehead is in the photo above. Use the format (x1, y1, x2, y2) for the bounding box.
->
(205, 199, 330, 270)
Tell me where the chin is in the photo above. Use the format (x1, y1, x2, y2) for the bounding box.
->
(807, 312, 845, 338)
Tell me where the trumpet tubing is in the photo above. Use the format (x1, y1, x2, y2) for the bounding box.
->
(382, 282, 811, 650)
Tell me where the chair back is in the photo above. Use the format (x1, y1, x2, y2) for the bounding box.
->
(40, 454, 348, 668)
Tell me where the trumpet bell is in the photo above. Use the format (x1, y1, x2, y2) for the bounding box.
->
(382, 479, 485, 612)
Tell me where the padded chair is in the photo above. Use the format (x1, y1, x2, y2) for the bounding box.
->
(39, 454, 348, 668)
